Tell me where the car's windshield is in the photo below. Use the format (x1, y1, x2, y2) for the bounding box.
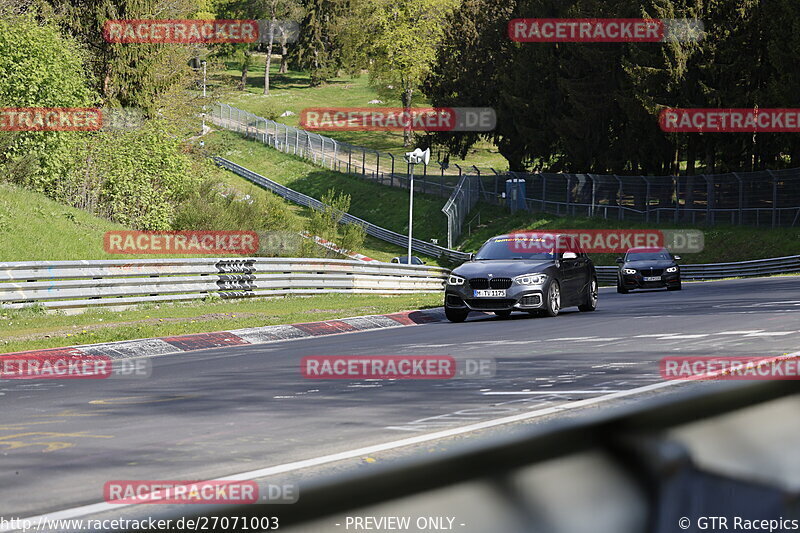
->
(626, 251, 672, 261)
(475, 239, 555, 260)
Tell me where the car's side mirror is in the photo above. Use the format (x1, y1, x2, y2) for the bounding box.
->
(615, 257, 624, 264)
(562, 252, 578, 260)
(468, 253, 475, 261)
(674, 255, 681, 261)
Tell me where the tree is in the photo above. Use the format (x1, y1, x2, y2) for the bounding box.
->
(291, 0, 344, 86)
(0, 13, 95, 189)
(303, 189, 366, 257)
(261, 1, 303, 95)
(213, 0, 258, 90)
(424, 0, 525, 168)
(343, 0, 459, 146)
(42, 0, 200, 114)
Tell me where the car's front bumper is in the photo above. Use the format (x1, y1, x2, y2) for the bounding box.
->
(445, 284, 545, 311)
(619, 271, 681, 290)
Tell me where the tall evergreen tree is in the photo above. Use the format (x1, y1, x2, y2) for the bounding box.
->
(291, 0, 343, 86)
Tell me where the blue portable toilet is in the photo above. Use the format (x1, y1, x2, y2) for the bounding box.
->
(505, 178, 527, 212)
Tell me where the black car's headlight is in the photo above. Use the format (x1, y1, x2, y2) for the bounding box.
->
(514, 273, 548, 286)
(623, 268, 637, 275)
(666, 266, 678, 273)
(448, 274, 465, 285)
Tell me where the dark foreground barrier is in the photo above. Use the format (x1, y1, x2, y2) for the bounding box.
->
(117, 380, 799, 533)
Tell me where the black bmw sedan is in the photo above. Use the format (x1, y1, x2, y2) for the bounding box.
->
(444, 234, 598, 322)
(616, 247, 682, 293)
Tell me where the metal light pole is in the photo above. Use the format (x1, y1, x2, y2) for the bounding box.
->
(201, 60, 207, 133)
(403, 148, 430, 265)
(202, 60, 207, 97)
(407, 162, 415, 265)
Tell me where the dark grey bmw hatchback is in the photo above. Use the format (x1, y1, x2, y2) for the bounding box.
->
(443, 234, 598, 322)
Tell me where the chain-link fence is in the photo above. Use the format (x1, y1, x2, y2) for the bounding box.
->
(209, 103, 462, 194)
(442, 174, 486, 248)
(210, 103, 800, 238)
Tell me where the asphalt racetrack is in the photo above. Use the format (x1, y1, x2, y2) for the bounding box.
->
(2, 276, 799, 524)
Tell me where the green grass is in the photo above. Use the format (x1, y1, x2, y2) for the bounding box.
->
(0, 182, 132, 261)
(458, 204, 800, 266)
(212, 54, 508, 170)
(0, 293, 443, 353)
(204, 129, 450, 262)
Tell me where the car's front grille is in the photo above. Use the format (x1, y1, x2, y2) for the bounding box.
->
(641, 268, 664, 276)
(465, 298, 515, 310)
(468, 278, 489, 289)
(490, 277, 513, 289)
(468, 277, 513, 290)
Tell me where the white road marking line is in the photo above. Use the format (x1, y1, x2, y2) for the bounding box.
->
(657, 334, 710, 339)
(483, 390, 622, 395)
(744, 331, 795, 336)
(634, 334, 681, 337)
(3, 379, 686, 528)
(715, 330, 764, 335)
(547, 337, 597, 341)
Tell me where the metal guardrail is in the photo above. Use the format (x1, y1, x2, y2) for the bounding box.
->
(0, 257, 449, 310)
(595, 254, 800, 284)
(117, 380, 800, 533)
(214, 157, 472, 263)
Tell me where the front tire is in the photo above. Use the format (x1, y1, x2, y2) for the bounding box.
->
(445, 306, 468, 323)
(668, 282, 682, 291)
(543, 281, 561, 317)
(579, 277, 598, 312)
(617, 279, 629, 294)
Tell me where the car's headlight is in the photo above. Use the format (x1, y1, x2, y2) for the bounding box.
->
(448, 274, 465, 285)
(623, 268, 637, 275)
(666, 266, 678, 273)
(514, 273, 548, 285)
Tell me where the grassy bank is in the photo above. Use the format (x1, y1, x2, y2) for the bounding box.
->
(0, 182, 132, 261)
(204, 129, 450, 254)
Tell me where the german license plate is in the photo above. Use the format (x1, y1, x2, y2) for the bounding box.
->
(644, 276, 661, 282)
(474, 289, 506, 297)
